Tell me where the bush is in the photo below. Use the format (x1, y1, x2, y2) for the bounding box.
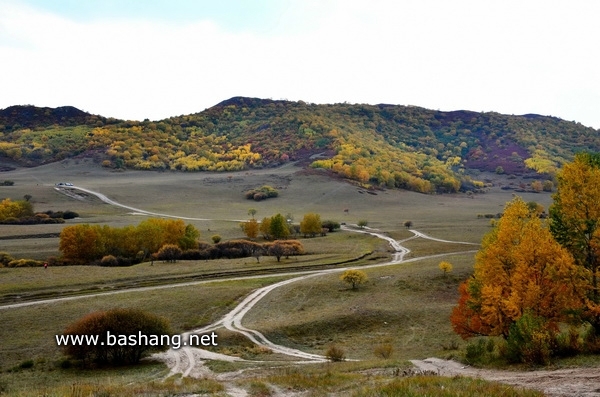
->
(245, 185, 279, 201)
(155, 244, 182, 263)
(100, 255, 119, 267)
(62, 308, 172, 367)
(374, 343, 394, 359)
(321, 220, 340, 232)
(325, 345, 345, 362)
(506, 312, 555, 365)
(555, 327, 582, 357)
(211, 234, 222, 244)
(6, 258, 43, 268)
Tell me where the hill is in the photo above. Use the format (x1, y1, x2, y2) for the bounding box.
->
(1, 98, 598, 193)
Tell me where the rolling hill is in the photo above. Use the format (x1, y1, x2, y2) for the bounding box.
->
(1, 97, 598, 193)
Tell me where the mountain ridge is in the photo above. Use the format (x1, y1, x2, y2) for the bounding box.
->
(0, 98, 598, 193)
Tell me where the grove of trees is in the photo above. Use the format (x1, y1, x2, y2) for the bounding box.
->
(59, 218, 200, 265)
(451, 152, 600, 363)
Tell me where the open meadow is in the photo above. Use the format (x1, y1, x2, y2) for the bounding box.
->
(2, 160, 593, 396)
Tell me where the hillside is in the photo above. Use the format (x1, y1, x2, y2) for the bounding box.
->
(1, 98, 598, 193)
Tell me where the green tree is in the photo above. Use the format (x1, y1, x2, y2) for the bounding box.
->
(340, 269, 368, 290)
(248, 208, 257, 219)
(357, 219, 368, 229)
(269, 213, 289, 240)
(300, 213, 322, 237)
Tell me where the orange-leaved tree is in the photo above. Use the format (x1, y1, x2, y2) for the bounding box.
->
(451, 197, 587, 339)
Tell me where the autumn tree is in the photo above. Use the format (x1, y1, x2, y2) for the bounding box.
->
(259, 217, 272, 239)
(243, 218, 259, 239)
(340, 269, 368, 290)
(59, 224, 103, 265)
(300, 213, 322, 237)
(549, 152, 600, 332)
(438, 261, 452, 276)
(451, 197, 587, 339)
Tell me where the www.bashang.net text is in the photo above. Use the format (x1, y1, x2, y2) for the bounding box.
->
(55, 331, 217, 350)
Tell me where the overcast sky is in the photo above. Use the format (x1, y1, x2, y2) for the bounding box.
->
(1, 0, 599, 128)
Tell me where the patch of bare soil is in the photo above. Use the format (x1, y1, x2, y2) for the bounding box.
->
(411, 358, 600, 397)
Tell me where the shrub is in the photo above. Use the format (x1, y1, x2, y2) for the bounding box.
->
(155, 244, 182, 263)
(0, 251, 14, 267)
(245, 185, 279, 201)
(325, 345, 345, 362)
(374, 343, 394, 359)
(62, 210, 79, 219)
(100, 255, 119, 267)
(555, 327, 582, 357)
(6, 258, 43, 268)
(62, 308, 172, 366)
(211, 234, 222, 244)
(321, 220, 340, 232)
(506, 312, 555, 365)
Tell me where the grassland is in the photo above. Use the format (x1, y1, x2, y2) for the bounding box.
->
(0, 160, 585, 396)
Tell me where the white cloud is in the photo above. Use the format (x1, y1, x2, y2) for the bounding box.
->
(1, 0, 599, 128)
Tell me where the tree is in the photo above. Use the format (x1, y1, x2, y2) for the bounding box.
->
(248, 208, 257, 219)
(269, 213, 290, 240)
(340, 269, 368, 290)
(451, 197, 587, 339)
(438, 261, 452, 276)
(357, 220, 368, 229)
(549, 152, 600, 332)
(59, 224, 103, 265)
(62, 308, 171, 366)
(243, 218, 259, 239)
(300, 213, 322, 237)
(267, 241, 285, 262)
(259, 217, 272, 239)
(404, 220, 413, 229)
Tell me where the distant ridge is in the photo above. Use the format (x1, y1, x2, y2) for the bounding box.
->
(0, 105, 103, 129)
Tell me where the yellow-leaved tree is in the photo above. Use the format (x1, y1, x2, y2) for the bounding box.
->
(451, 197, 587, 339)
(550, 152, 600, 333)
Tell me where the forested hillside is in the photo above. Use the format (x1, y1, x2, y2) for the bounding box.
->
(1, 97, 598, 193)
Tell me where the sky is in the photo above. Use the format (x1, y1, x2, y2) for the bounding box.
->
(1, 0, 599, 128)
